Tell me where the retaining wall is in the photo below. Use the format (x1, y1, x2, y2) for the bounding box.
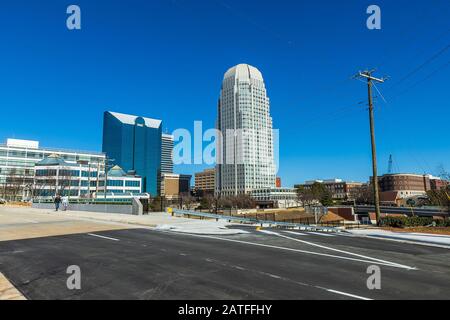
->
(32, 202, 135, 215)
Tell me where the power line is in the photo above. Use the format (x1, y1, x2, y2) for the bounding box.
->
(387, 42, 450, 92)
(375, 1, 450, 68)
(390, 57, 450, 100)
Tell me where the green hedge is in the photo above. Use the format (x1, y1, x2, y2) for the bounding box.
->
(380, 216, 450, 228)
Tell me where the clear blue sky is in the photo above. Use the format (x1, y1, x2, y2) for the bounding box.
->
(1, 0, 449, 186)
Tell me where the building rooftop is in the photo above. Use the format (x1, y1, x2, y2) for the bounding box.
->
(223, 64, 264, 81)
(107, 111, 162, 129)
(36, 154, 69, 166)
(1, 139, 104, 156)
(107, 165, 127, 177)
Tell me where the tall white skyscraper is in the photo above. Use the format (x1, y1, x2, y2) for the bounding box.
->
(216, 64, 276, 196)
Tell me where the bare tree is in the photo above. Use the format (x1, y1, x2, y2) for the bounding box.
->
(217, 195, 255, 210)
(351, 184, 374, 205)
(296, 185, 314, 207)
(200, 194, 215, 212)
(1, 168, 32, 201)
(179, 192, 195, 210)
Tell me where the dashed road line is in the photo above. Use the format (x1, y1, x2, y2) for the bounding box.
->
(307, 232, 335, 237)
(323, 289, 372, 300)
(208, 258, 374, 300)
(284, 231, 309, 236)
(87, 233, 120, 241)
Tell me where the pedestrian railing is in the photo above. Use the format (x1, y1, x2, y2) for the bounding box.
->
(171, 209, 343, 233)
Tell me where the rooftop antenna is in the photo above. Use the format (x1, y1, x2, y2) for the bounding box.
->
(387, 154, 393, 174)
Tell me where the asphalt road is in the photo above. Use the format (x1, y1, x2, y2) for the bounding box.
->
(0, 212, 450, 299)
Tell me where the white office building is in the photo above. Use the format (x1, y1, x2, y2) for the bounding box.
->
(33, 155, 143, 200)
(216, 64, 276, 196)
(250, 187, 301, 209)
(0, 138, 105, 201)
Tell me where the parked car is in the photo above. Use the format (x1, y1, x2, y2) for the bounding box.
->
(0, 198, 6, 204)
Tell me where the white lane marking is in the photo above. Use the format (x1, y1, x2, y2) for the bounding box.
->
(159, 230, 415, 270)
(232, 265, 246, 270)
(284, 231, 309, 236)
(307, 232, 335, 237)
(87, 233, 120, 241)
(198, 252, 374, 300)
(260, 230, 416, 270)
(324, 289, 373, 300)
(262, 272, 282, 279)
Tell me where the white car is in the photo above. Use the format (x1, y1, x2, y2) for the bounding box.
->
(0, 198, 6, 204)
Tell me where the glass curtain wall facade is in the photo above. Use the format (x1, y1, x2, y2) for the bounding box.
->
(102, 111, 162, 196)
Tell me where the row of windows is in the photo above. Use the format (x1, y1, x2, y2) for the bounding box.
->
(125, 180, 140, 187)
(0, 159, 36, 167)
(36, 169, 57, 176)
(107, 180, 124, 187)
(0, 150, 104, 163)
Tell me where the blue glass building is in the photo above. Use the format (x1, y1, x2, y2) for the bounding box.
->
(102, 111, 162, 196)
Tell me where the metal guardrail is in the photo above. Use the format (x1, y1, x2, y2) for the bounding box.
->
(171, 209, 342, 233)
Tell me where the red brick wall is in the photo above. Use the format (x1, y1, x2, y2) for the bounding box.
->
(328, 207, 355, 221)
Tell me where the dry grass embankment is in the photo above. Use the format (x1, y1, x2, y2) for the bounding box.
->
(382, 227, 450, 236)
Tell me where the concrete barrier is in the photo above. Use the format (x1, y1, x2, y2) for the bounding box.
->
(32, 202, 135, 215)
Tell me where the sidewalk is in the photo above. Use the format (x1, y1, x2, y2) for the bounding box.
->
(349, 228, 450, 248)
(2, 206, 248, 235)
(0, 272, 26, 300)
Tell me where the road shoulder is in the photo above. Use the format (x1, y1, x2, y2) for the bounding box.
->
(0, 272, 26, 300)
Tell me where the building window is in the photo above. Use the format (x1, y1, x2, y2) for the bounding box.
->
(125, 180, 140, 187)
(107, 180, 123, 187)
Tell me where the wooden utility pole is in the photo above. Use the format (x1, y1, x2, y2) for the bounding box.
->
(355, 70, 387, 225)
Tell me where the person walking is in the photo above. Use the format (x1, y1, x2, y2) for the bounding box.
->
(54, 194, 61, 211)
(62, 195, 69, 211)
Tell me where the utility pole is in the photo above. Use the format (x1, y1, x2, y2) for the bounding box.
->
(355, 70, 387, 226)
